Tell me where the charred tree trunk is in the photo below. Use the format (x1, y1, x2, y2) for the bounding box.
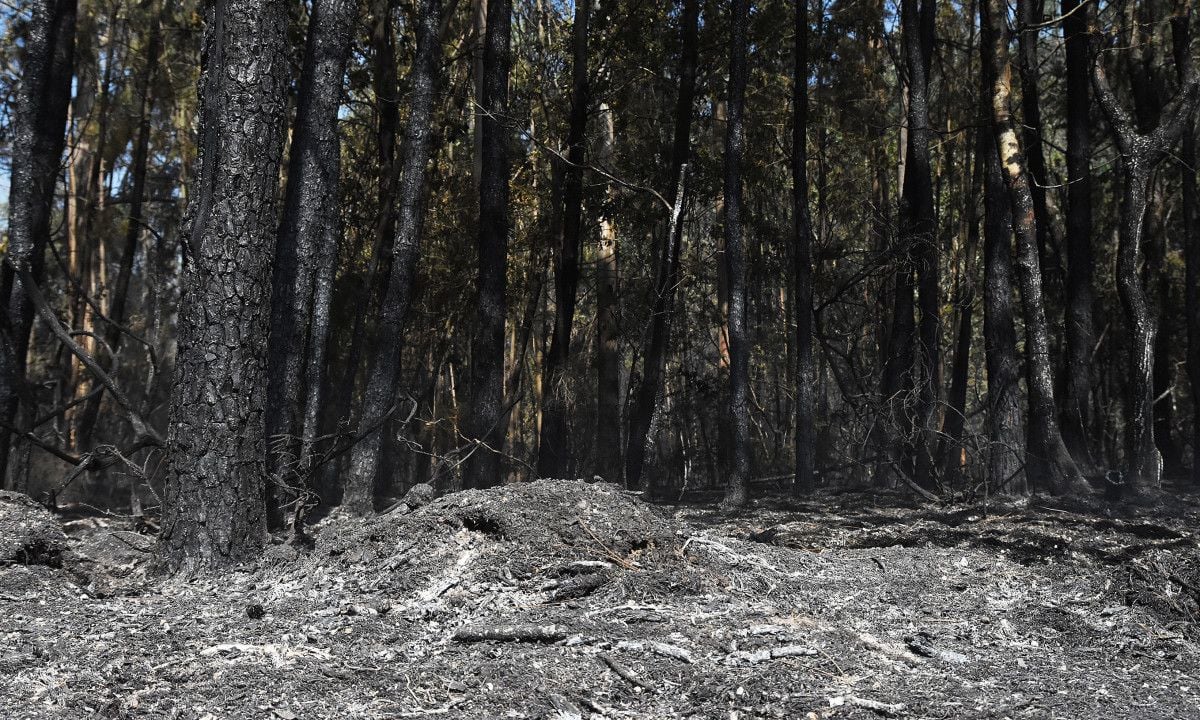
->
(1092, 17, 1199, 494)
(462, 0, 512, 490)
(1177, 6, 1200, 486)
(0, 0, 76, 488)
(721, 0, 751, 510)
(594, 103, 621, 484)
(1059, 0, 1097, 470)
(792, 0, 816, 493)
(983, 0, 1086, 495)
(537, 0, 590, 478)
(903, 0, 940, 490)
(344, 0, 443, 512)
(624, 0, 698, 492)
(979, 15, 1025, 492)
(159, 0, 290, 570)
(265, 0, 356, 520)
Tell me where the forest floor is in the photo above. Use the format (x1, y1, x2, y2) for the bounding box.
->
(1, 480, 1199, 720)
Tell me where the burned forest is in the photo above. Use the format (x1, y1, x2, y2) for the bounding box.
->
(1, 0, 1200, 718)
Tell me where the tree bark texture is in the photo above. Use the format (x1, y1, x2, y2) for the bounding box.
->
(792, 0, 816, 493)
(160, 0, 290, 570)
(594, 103, 621, 484)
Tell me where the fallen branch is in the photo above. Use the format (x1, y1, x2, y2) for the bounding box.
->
(451, 624, 569, 643)
(828, 695, 906, 717)
(597, 652, 657, 693)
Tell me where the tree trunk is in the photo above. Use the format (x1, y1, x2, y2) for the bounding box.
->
(721, 0, 751, 511)
(1176, 6, 1200, 486)
(982, 0, 1085, 495)
(1059, 0, 1096, 470)
(159, 0, 290, 570)
(462, 0, 512, 490)
(901, 0, 941, 490)
(595, 103, 621, 484)
(624, 0, 698, 492)
(537, 0, 590, 478)
(0, 0, 76, 488)
(1092, 13, 1199, 494)
(792, 0, 816, 493)
(265, 0, 356, 521)
(344, 0, 443, 512)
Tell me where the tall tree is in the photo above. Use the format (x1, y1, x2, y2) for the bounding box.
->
(1059, 0, 1097, 470)
(537, 0, 590, 478)
(982, 0, 1085, 494)
(159, 0, 291, 570)
(792, 0, 816, 492)
(344, 0, 444, 512)
(265, 0, 356, 520)
(462, 0, 512, 490)
(0, 0, 76, 488)
(1176, 3, 1200, 487)
(721, 0, 751, 510)
(624, 0, 699, 492)
(902, 0, 940, 489)
(594, 102, 621, 484)
(1092, 14, 1200, 494)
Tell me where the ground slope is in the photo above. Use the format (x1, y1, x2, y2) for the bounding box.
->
(1, 480, 1197, 719)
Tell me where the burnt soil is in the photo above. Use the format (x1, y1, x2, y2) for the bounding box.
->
(1, 480, 1198, 719)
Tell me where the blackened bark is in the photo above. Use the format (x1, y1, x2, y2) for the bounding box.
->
(462, 0, 511, 490)
(1092, 19, 1199, 493)
(721, 0, 751, 510)
(266, 0, 356, 518)
(75, 1, 164, 449)
(1177, 6, 1200, 486)
(1060, 0, 1096, 470)
(792, 0, 816, 493)
(624, 0, 698, 492)
(982, 123, 1025, 493)
(1016, 0, 1062, 296)
(983, 0, 1086, 495)
(594, 104, 621, 484)
(901, 0, 940, 489)
(537, 0, 590, 478)
(344, 0, 443, 512)
(160, 0, 290, 570)
(0, 0, 76, 488)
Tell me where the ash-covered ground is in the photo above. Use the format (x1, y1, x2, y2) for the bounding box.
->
(1, 480, 1198, 719)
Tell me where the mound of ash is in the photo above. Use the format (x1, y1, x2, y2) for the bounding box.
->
(0, 491, 67, 566)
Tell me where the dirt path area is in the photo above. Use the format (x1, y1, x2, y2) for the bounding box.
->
(2, 481, 1198, 719)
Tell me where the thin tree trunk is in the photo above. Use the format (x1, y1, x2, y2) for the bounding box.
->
(983, 0, 1086, 495)
(594, 103, 621, 483)
(160, 0, 290, 570)
(1176, 5, 1200, 486)
(625, 0, 698, 493)
(903, 0, 940, 490)
(344, 0, 444, 512)
(537, 0, 590, 478)
(1092, 13, 1199, 494)
(462, 0, 511, 490)
(1059, 0, 1096, 470)
(721, 0, 751, 510)
(792, 0, 816, 493)
(265, 0, 356, 521)
(0, 0, 76, 488)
